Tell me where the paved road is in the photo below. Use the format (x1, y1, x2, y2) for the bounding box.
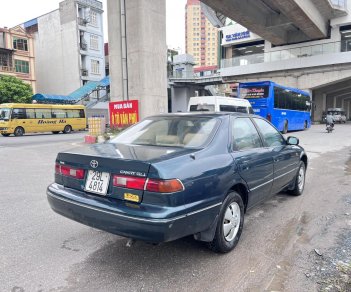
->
(0, 125, 350, 292)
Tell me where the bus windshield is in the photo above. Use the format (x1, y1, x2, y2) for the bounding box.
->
(239, 85, 270, 99)
(0, 108, 11, 120)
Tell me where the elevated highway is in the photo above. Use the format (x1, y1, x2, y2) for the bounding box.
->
(201, 0, 348, 45)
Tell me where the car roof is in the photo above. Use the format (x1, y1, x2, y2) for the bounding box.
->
(147, 112, 257, 119)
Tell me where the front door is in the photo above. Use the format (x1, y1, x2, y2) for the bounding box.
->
(252, 117, 300, 194)
(230, 117, 274, 207)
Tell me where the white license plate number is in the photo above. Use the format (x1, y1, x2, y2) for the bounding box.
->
(85, 170, 110, 195)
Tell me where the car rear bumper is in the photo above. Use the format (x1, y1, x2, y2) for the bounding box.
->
(47, 183, 221, 243)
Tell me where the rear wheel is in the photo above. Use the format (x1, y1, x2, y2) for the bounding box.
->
(282, 120, 288, 134)
(209, 191, 244, 253)
(14, 127, 24, 137)
(1, 133, 10, 137)
(289, 161, 306, 196)
(63, 125, 72, 134)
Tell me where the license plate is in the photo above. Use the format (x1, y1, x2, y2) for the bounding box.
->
(85, 170, 110, 196)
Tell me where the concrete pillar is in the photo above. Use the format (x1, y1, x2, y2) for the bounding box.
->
(107, 0, 168, 119)
(107, 0, 124, 101)
(322, 93, 327, 111)
(333, 96, 337, 108)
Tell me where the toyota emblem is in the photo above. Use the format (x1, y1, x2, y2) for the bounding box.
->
(90, 160, 98, 168)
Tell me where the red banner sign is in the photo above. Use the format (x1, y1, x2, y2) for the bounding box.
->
(109, 100, 139, 128)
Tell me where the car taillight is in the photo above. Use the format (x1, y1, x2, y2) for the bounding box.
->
(55, 163, 85, 179)
(113, 175, 146, 190)
(145, 179, 184, 193)
(266, 113, 272, 122)
(112, 175, 184, 193)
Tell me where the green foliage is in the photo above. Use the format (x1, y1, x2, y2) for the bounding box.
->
(0, 75, 33, 104)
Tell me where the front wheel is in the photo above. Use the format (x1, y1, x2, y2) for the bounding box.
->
(1, 133, 10, 137)
(289, 161, 306, 196)
(209, 192, 244, 253)
(14, 127, 24, 137)
(63, 125, 72, 134)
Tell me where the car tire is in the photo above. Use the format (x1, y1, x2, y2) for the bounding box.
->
(282, 121, 288, 134)
(209, 191, 244, 253)
(52, 131, 60, 134)
(1, 133, 10, 137)
(63, 125, 72, 134)
(14, 127, 24, 137)
(288, 161, 306, 196)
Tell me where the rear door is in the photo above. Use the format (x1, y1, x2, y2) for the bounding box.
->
(230, 117, 274, 207)
(252, 117, 300, 194)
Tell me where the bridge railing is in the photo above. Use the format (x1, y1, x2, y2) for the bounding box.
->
(169, 70, 220, 79)
(221, 40, 351, 68)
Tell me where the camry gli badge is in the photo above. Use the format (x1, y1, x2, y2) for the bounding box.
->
(90, 160, 98, 168)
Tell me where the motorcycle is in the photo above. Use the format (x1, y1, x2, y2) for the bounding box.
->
(326, 123, 334, 133)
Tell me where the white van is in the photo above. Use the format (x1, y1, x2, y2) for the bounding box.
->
(188, 96, 254, 114)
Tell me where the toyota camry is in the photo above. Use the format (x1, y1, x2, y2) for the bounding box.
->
(47, 113, 307, 253)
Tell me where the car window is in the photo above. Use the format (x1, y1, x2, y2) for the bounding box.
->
(189, 104, 215, 111)
(253, 118, 285, 147)
(219, 105, 249, 113)
(110, 117, 219, 148)
(232, 117, 262, 151)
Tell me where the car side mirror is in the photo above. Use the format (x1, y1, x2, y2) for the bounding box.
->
(287, 136, 299, 145)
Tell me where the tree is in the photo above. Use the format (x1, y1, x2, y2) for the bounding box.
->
(0, 75, 33, 104)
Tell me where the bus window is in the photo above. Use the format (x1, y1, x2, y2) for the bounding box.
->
(11, 108, 26, 119)
(26, 109, 36, 119)
(52, 109, 66, 119)
(79, 109, 85, 118)
(67, 109, 80, 118)
(35, 108, 52, 119)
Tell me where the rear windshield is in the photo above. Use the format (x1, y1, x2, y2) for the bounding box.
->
(110, 117, 219, 148)
(239, 86, 270, 99)
(328, 111, 345, 115)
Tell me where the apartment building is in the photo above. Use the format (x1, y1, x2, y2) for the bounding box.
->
(185, 0, 219, 68)
(0, 26, 36, 92)
(23, 0, 105, 95)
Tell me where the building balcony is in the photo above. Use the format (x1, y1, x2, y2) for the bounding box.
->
(80, 43, 88, 51)
(78, 17, 89, 26)
(220, 41, 351, 78)
(0, 65, 15, 73)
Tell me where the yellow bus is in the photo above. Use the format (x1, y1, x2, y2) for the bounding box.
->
(0, 103, 86, 137)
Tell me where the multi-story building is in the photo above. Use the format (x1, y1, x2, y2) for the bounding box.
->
(0, 26, 36, 92)
(23, 0, 105, 95)
(185, 0, 219, 68)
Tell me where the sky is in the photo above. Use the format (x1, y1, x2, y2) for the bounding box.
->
(0, 0, 187, 52)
